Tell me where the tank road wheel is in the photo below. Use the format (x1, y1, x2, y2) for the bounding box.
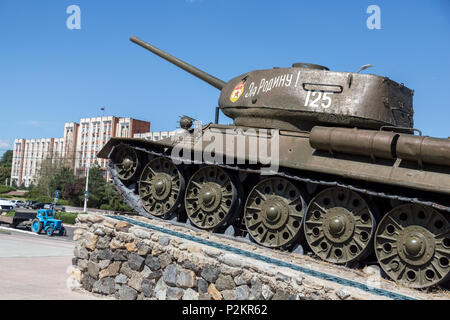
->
(304, 187, 376, 264)
(375, 204, 450, 288)
(244, 177, 307, 248)
(113, 146, 140, 181)
(185, 166, 239, 231)
(138, 157, 185, 218)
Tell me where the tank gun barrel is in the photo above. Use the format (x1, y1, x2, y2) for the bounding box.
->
(130, 36, 225, 90)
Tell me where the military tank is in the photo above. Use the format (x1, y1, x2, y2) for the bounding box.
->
(98, 36, 450, 289)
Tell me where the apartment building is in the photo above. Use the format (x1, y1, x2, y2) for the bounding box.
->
(11, 138, 54, 187)
(11, 116, 152, 187)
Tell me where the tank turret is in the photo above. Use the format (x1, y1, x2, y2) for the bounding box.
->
(130, 36, 414, 132)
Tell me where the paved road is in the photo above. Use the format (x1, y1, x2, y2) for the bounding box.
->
(0, 228, 103, 300)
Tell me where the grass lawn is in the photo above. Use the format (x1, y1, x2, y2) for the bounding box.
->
(56, 212, 85, 225)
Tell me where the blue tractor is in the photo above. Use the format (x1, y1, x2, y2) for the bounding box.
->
(31, 208, 66, 236)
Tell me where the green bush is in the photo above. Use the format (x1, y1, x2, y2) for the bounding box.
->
(56, 212, 83, 225)
(0, 186, 15, 194)
(5, 210, 15, 217)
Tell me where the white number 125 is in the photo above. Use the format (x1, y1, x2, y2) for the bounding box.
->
(304, 91, 332, 108)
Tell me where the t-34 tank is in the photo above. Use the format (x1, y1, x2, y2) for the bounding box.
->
(98, 36, 450, 289)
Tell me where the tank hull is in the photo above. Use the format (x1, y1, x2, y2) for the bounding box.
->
(99, 124, 450, 199)
(98, 123, 450, 289)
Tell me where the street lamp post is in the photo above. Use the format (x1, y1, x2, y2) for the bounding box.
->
(83, 163, 90, 213)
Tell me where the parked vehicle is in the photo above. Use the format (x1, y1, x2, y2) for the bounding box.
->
(0, 210, 36, 228)
(31, 208, 66, 236)
(54, 204, 66, 212)
(26, 200, 39, 209)
(30, 202, 41, 210)
(15, 200, 25, 207)
(0, 200, 14, 213)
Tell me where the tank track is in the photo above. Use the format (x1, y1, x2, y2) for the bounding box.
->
(108, 143, 450, 290)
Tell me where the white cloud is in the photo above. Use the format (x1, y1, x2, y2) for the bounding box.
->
(0, 140, 10, 149)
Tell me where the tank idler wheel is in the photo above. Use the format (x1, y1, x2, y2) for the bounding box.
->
(113, 146, 140, 181)
(185, 166, 239, 231)
(304, 187, 376, 264)
(139, 157, 185, 218)
(375, 204, 450, 289)
(244, 177, 307, 248)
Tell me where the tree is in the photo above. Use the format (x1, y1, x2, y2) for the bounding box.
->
(0, 150, 12, 185)
(50, 166, 76, 196)
(33, 157, 61, 197)
(83, 165, 108, 208)
(0, 150, 12, 166)
(63, 178, 84, 206)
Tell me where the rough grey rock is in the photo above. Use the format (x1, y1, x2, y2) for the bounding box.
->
(141, 279, 155, 297)
(113, 249, 128, 261)
(197, 278, 208, 294)
(261, 284, 274, 300)
(167, 287, 184, 300)
(145, 256, 161, 271)
(272, 290, 289, 300)
(163, 264, 178, 286)
(198, 293, 212, 300)
(98, 249, 114, 261)
(155, 278, 167, 300)
(115, 274, 127, 284)
(177, 269, 195, 288)
(336, 289, 351, 300)
(131, 228, 152, 240)
(148, 270, 163, 281)
(98, 260, 110, 270)
(158, 253, 172, 269)
(118, 286, 137, 300)
(89, 249, 100, 262)
(221, 289, 236, 300)
(219, 254, 243, 268)
(92, 277, 115, 295)
(96, 236, 110, 249)
(363, 265, 382, 277)
(128, 273, 143, 291)
(236, 285, 250, 300)
(74, 246, 89, 259)
(308, 293, 321, 300)
(82, 274, 95, 291)
(201, 265, 221, 283)
(249, 277, 263, 300)
(120, 262, 134, 278)
(77, 259, 88, 271)
(234, 274, 248, 286)
(182, 288, 199, 300)
(137, 242, 151, 256)
(128, 253, 145, 271)
(141, 265, 152, 278)
(215, 274, 235, 291)
(159, 236, 170, 246)
(87, 261, 99, 279)
(183, 260, 201, 273)
(94, 227, 105, 236)
(275, 272, 291, 283)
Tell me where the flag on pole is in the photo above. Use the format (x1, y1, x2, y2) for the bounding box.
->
(101, 107, 105, 111)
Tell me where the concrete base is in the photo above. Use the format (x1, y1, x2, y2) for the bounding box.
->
(0, 232, 104, 300)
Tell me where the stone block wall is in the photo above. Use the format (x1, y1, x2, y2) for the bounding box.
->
(70, 214, 364, 300)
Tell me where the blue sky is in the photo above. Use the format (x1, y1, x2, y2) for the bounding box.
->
(1, 0, 449, 157)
